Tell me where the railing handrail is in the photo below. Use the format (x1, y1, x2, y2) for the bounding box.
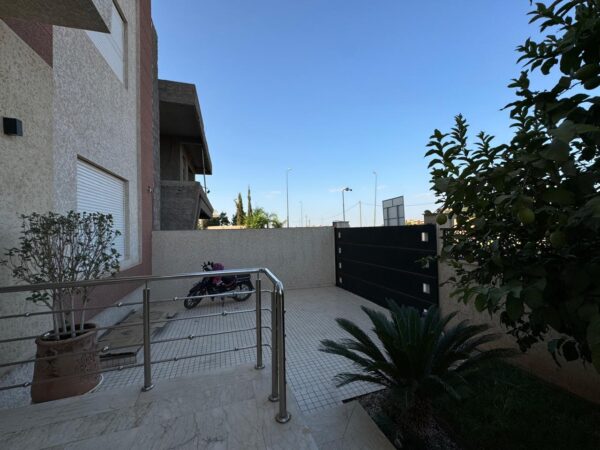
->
(0, 268, 284, 294)
(0, 266, 290, 423)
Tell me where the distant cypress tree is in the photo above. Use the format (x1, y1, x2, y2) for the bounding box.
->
(234, 193, 245, 226)
(247, 186, 253, 219)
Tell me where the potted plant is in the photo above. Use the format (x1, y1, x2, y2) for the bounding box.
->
(2, 211, 120, 403)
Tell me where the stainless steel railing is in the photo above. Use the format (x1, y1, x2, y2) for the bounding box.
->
(0, 268, 291, 423)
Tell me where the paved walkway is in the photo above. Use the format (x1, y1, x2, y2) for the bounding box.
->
(1, 287, 386, 415)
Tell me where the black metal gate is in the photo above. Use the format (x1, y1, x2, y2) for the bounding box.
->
(334, 224, 438, 310)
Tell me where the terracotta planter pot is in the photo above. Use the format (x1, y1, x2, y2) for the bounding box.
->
(31, 323, 101, 403)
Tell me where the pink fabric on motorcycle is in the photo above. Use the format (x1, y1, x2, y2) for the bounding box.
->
(211, 262, 225, 284)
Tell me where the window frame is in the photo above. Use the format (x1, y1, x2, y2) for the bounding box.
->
(85, 0, 128, 84)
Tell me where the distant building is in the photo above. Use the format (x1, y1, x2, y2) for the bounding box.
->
(158, 80, 214, 230)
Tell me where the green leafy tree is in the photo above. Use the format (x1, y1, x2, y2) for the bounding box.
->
(427, 1, 600, 369)
(206, 212, 230, 227)
(269, 213, 283, 228)
(247, 186, 253, 219)
(233, 193, 246, 226)
(246, 207, 270, 229)
(245, 207, 284, 229)
(2, 212, 121, 339)
(320, 303, 512, 411)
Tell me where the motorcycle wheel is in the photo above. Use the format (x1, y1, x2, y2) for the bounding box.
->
(184, 289, 204, 309)
(232, 280, 253, 302)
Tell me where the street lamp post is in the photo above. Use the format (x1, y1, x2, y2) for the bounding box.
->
(373, 171, 378, 226)
(299, 201, 303, 227)
(286, 168, 292, 228)
(342, 187, 352, 222)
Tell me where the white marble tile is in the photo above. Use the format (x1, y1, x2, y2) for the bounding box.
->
(0, 384, 141, 435)
(60, 427, 140, 450)
(2, 401, 153, 449)
(304, 401, 394, 450)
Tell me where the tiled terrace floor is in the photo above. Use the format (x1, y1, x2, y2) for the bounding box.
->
(98, 286, 385, 414)
(1, 287, 385, 414)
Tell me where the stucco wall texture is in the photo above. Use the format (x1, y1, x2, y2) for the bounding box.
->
(424, 216, 600, 404)
(0, 0, 152, 371)
(152, 228, 336, 299)
(0, 20, 55, 371)
(52, 0, 140, 268)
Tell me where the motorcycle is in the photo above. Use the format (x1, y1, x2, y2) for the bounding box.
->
(183, 261, 254, 309)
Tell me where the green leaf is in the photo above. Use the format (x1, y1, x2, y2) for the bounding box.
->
(475, 294, 487, 312)
(543, 307, 562, 331)
(577, 303, 599, 321)
(542, 188, 575, 205)
(434, 178, 451, 192)
(540, 140, 570, 161)
(559, 49, 579, 75)
(494, 194, 512, 205)
(549, 120, 577, 142)
(586, 316, 600, 349)
(506, 296, 524, 321)
(522, 285, 544, 309)
(583, 77, 600, 90)
(573, 64, 600, 81)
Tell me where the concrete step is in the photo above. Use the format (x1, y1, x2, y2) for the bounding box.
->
(0, 364, 319, 450)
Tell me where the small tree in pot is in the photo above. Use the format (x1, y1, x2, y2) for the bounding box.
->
(2, 211, 120, 402)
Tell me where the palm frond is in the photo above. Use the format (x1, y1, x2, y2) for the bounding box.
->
(333, 372, 391, 388)
(425, 374, 462, 400)
(325, 303, 508, 410)
(321, 339, 395, 380)
(335, 317, 387, 362)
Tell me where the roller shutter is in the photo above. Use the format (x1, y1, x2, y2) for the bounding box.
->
(76, 160, 127, 259)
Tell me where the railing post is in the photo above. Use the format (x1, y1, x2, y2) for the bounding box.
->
(275, 288, 291, 423)
(255, 278, 264, 369)
(141, 285, 154, 392)
(268, 289, 279, 402)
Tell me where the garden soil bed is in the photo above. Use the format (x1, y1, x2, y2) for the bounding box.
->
(358, 389, 463, 450)
(356, 362, 600, 450)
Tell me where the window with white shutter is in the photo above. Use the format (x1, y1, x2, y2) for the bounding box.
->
(86, 1, 126, 82)
(76, 159, 128, 260)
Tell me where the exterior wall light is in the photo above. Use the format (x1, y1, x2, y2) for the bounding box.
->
(3, 118, 23, 136)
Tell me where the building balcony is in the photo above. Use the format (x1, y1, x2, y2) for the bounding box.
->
(160, 180, 213, 230)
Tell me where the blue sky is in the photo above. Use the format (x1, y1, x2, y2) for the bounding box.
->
(153, 0, 542, 225)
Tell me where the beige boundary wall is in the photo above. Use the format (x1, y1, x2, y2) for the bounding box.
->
(152, 228, 336, 299)
(424, 215, 600, 404)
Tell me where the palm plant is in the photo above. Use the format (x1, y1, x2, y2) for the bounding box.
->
(320, 302, 514, 410)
